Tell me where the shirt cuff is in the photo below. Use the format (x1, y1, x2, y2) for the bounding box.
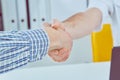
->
(88, 0, 113, 31)
(21, 28, 50, 62)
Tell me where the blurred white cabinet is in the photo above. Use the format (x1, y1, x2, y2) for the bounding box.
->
(29, 0, 51, 29)
(1, 0, 18, 31)
(1, 0, 28, 31)
(28, 0, 40, 29)
(51, 0, 87, 20)
(17, 0, 28, 30)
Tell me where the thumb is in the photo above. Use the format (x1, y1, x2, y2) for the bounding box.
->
(43, 22, 51, 27)
(52, 19, 65, 31)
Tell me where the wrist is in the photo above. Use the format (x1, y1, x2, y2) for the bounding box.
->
(44, 27, 62, 51)
(62, 21, 75, 40)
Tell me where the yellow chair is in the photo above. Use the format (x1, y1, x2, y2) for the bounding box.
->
(91, 24, 113, 62)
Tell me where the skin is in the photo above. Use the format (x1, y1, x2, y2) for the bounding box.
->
(46, 8, 102, 62)
(43, 23, 73, 62)
(62, 8, 102, 39)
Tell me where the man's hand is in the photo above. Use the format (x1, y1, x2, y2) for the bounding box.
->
(43, 22, 73, 62)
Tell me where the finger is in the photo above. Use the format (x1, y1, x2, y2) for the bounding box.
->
(61, 50, 70, 61)
(43, 22, 51, 27)
(48, 50, 59, 57)
(52, 19, 60, 27)
(52, 19, 65, 31)
(57, 48, 67, 56)
(48, 50, 65, 62)
(48, 49, 70, 62)
(48, 50, 64, 62)
(58, 49, 70, 62)
(49, 52, 61, 62)
(53, 49, 70, 62)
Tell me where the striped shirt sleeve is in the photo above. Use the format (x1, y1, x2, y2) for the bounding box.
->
(0, 28, 50, 74)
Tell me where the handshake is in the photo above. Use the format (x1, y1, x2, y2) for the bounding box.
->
(43, 19, 73, 62)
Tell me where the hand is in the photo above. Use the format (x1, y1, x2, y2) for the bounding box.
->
(43, 21, 73, 62)
(45, 19, 75, 39)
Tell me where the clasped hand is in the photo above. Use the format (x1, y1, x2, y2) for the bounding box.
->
(43, 19, 73, 62)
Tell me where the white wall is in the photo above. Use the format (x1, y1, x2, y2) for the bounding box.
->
(25, 0, 93, 68)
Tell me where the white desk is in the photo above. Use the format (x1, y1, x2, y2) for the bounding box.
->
(0, 62, 110, 80)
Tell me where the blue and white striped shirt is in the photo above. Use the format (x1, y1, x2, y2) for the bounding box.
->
(0, 28, 49, 74)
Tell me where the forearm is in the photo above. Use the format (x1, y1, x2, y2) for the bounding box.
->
(63, 8, 102, 39)
(0, 29, 49, 74)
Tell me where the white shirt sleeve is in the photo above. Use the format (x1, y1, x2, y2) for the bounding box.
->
(88, 0, 114, 31)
